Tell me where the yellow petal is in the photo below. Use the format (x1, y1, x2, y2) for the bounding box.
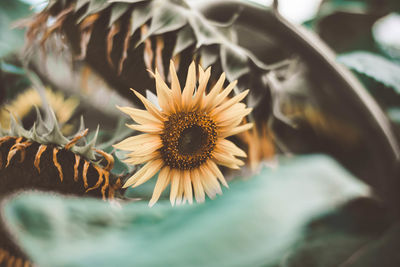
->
(123, 160, 153, 188)
(181, 61, 196, 110)
(123, 151, 159, 165)
(131, 89, 164, 121)
(212, 80, 237, 108)
(210, 89, 249, 116)
(207, 160, 228, 188)
(212, 150, 244, 169)
(219, 123, 253, 138)
(113, 134, 160, 150)
(170, 169, 180, 206)
(154, 69, 174, 113)
(169, 60, 182, 109)
(192, 66, 211, 108)
(116, 105, 161, 125)
(183, 170, 193, 204)
(132, 159, 164, 188)
(176, 175, 185, 206)
(204, 73, 225, 110)
(126, 123, 163, 134)
(192, 169, 205, 203)
(149, 166, 170, 207)
(217, 139, 247, 158)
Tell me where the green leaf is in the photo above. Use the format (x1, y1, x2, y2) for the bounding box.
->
(0, 0, 32, 57)
(338, 51, 400, 93)
(3, 155, 369, 267)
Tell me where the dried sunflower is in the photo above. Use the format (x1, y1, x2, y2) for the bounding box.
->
(114, 61, 253, 206)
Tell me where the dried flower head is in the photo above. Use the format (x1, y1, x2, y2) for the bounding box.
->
(114, 61, 253, 206)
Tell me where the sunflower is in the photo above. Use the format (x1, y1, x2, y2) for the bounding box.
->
(114, 61, 253, 206)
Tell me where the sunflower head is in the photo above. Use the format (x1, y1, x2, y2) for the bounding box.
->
(114, 61, 253, 206)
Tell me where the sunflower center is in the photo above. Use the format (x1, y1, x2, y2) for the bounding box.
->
(178, 125, 206, 155)
(160, 111, 217, 170)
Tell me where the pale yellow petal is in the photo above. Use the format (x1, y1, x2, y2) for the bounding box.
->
(182, 61, 196, 110)
(219, 123, 253, 138)
(113, 134, 160, 150)
(131, 89, 164, 121)
(149, 166, 170, 207)
(132, 159, 164, 188)
(192, 67, 211, 108)
(215, 104, 252, 127)
(169, 60, 182, 109)
(217, 139, 247, 158)
(212, 80, 237, 108)
(126, 123, 163, 134)
(204, 73, 225, 110)
(126, 140, 162, 157)
(123, 160, 154, 188)
(199, 165, 222, 199)
(123, 151, 159, 165)
(170, 169, 180, 206)
(210, 89, 249, 116)
(116, 105, 161, 125)
(176, 175, 185, 206)
(154, 69, 174, 113)
(213, 150, 245, 169)
(183, 170, 193, 204)
(207, 160, 228, 188)
(192, 169, 205, 203)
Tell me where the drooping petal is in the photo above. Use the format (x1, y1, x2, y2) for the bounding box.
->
(132, 159, 164, 188)
(206, 160, 228, 188)
(123, 160, 157, 188)
(217, 139, 247, 158)
(183, 170, 193, 204)
(212, 150, 245, 169)
(191, 169, 205, 203)
(169, 169, 180, 206)
(149, 166, 170, 207)
(175, 176, 185, 205)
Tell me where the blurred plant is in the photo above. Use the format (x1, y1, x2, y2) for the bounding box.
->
(0, 0, 399, 266)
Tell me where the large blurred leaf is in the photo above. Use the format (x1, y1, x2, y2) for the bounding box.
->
(338, 51, 400, 94)
(0, 0, 31, 57)
(3, 155, 369, 267)
(283, 197, 392, 267)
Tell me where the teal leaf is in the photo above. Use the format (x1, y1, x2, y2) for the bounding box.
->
(108, 3, 130, 27)
(147, 2, 187, 36)
(3, 155, 369, 267)
(338, 51, 400, 93)
(0, 0, 32, 57)
(173, 25, 195, 56)
(130, 1, 152, 37)
(220, 45, 250, 82)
